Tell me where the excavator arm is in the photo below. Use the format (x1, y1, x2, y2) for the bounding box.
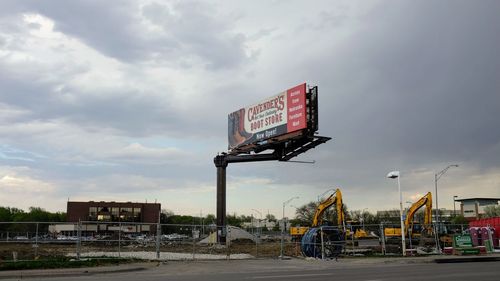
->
(384, 192, 433, 239)
(290, 188, 344, 241)
(311, 188, 344, 227)
(404, 192, 432, 234)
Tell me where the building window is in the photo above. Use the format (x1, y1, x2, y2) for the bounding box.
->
(98, 207, 109, 213)
(111, 207, 119, 221)
(133, 208, 141, 222)
(97, 214, 111, 221)
(120, 207, 134, 222)
(89, 207, 98, 221)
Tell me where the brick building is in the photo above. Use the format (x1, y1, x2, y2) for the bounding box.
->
(67, 201, 160, 223)
(50, 201, 161, 235)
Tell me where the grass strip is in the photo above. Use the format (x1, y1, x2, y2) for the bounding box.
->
(0, 257, 135, 271)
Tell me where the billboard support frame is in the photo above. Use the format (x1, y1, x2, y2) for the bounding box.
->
(214, 85, 331, 244)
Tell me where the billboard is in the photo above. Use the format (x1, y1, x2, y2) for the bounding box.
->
(228, 83, 308, 150)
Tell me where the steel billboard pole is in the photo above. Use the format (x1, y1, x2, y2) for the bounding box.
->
(214, 155, 228, 244)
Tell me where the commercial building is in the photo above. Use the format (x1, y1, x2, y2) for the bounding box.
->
(50, 201, 161, 235)
(66, 201, 160, 223)
(456, 198, 500, 220)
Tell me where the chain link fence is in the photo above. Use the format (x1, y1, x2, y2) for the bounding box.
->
(1, 221, 493, 262)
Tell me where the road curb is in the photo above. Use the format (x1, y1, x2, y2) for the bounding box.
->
(0, 266, 147, 280)
(434, 256, 500, 263)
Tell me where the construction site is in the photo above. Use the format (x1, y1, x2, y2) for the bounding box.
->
(1, 83, 498, 264)
(2, 81, 499, 263)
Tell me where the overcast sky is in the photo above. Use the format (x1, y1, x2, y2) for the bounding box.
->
(1, 0, 499, 218)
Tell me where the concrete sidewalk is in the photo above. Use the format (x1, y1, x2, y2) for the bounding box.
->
(355, 253, 500, 264)
(0, 262, 154, 280)
(434, 254, 500, 263)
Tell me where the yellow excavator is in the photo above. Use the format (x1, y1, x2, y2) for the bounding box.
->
(313, 188, 345, 228)
(290, 189, 369, 240)
(384, 192, 433, 240)
(299, 188, 347, 257)
(290, 188, 345, 240)
(345, 220, 369, 239)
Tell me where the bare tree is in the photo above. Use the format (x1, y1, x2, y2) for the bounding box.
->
(292, 201, 348, 226)
(484, 205, 500, 218)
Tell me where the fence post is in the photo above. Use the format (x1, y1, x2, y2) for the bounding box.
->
(280, 222, 284, 259)
(77, 220, 81, 261)
(118, 221, 121, 257)
(156, 221, 161, 260)
(34, 222, 39, 258)
(380, 222, 386, 255)
(487, 224, 494, 252)
(226, 226, 231, 260)
(255, 226, 258, 258)
(350, 225, 354, 256)
(433, 223, 441, 254)
(320, 226, 325, 260)
(408, 226, 413, 252)
(192, 224, 196, 261)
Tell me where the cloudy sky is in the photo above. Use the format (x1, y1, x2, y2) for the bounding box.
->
(1, 0, 499, 218)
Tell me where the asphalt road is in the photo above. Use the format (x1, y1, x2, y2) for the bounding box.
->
(2, 259, 499, 281)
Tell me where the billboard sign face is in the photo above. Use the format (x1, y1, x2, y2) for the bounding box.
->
(228, 83, 307, 150)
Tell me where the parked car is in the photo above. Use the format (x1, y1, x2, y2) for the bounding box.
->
(162, 233, 189, 241)
(13, 236, 29, 241)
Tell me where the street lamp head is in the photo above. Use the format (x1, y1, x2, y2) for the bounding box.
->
(283, 196, 299, 206)
(387, 171, 400, 179)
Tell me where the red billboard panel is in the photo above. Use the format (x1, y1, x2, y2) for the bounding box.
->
(228, 83, 307, 150)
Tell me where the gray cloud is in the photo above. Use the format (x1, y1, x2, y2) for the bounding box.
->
(2, 0, 251, 69)
(224, 0, 500, 202)
(0, 0, 254, 139)
(141, 1, 251, 69)
(308, 1, 500, 168)
(0, 0, 498, 213)
(0, 67, 181, 137)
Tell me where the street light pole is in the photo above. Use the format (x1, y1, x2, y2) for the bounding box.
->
(405, 201, 413, 212)
(453, 196, 458, 217)
(434, 165, 459, 235)
(280, 196, 299, 259)
(361, 208, 368, 231)
(252, 209, 262, 235)
(387, 171, 406, 256)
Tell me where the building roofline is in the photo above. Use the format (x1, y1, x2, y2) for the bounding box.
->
(455, 198, 500, 202)
(67, 201, 160, 204)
